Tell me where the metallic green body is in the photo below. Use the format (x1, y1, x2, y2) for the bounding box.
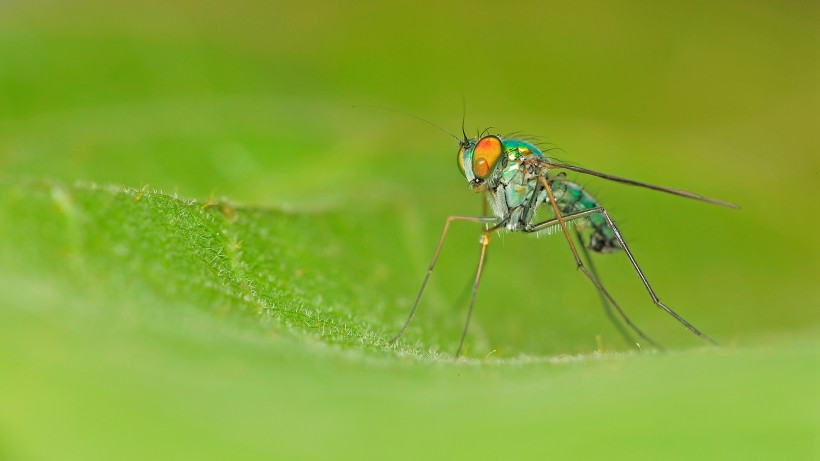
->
(459, 136, 620, 252)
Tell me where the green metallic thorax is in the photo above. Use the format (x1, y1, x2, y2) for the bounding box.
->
(485, 138, 620, 252)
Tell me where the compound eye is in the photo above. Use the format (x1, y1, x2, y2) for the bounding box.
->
(457, 145, 466, 177)
(472, 136, 502, 179)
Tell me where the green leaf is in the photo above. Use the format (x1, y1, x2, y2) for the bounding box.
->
(1, 0, 817, 459)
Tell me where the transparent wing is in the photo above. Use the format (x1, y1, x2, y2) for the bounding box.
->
(539, 160, 740, 209)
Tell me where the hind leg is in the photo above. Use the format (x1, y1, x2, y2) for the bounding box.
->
(536, 176, 717, 345)
(525, 205, 661, 349)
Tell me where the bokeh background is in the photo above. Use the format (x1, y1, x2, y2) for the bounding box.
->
(0, 0, 817, 459)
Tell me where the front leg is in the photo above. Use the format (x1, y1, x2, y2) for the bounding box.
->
(391, 215, 501, 345)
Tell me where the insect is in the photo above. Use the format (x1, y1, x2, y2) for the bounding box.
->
(389, 119, 739, 357)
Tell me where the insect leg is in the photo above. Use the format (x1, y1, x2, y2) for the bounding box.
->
(526, 211, 659, 348)
(574, 228, 636, 347)
(391, 215, 501, 345)
(596, 209, 718, 345)
(536, 177, 662, 349)
(456, 222, 506, 357)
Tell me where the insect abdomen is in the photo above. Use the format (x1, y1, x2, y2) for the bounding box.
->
(552, 180, 621, 253)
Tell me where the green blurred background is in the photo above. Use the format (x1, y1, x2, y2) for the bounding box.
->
(0, 0, 817, 459)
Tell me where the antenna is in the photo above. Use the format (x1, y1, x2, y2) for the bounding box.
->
(460, 94, 468, 143)
(353, 104, 463, 145)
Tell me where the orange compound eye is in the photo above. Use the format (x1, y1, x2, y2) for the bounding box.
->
(472, 136, 502, 179)
(457, 145, 466, 177)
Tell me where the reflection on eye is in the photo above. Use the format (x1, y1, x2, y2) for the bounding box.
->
(472, 136, 502, 179)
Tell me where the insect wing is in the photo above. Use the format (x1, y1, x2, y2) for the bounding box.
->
(539, 160, 740, 209)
